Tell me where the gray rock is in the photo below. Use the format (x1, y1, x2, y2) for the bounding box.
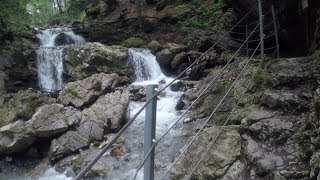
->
(163, 43, 187, 54)
(266, 57, 309, 87)
(77, 90, 129, 141)
(260, 90, 308, 113)
(171, 52, 187, 70)
(146, 40, 162, 53)
(0, 90, 55, 128)
(0, 121, 36, 154)
(59, 73, 120, 108)
(48, 131, 89, 161)
(156, 49, 175, 68)
(63, 43, 132, 80)
(248, 116, 293, 142)
(170, 81, 187, 92)
(170, 126, 241, 179)
(28, 104, 81, 137)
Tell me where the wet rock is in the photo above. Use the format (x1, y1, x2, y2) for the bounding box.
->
(147, 40, 162, 54)
(129, 86, 146, 101)
(171, 52, 188, 70)
(0, 121, 36, 154)
(156, 43, 187, 74)
(188, 61, 207, 80)
(156, 49, 175, 69)
(28, 104, 81, 138)
(48, 131, 89, 161)
(0, 90, 55, 128)
(54, 33, 75, 46)
(170, 81, 187, 92)
(63, 42, 132, 80)
(170, 126, 241, 179)
(77, 90, 129, 141)
(175, 95, 187, 111)
(59, 73, 120, 108)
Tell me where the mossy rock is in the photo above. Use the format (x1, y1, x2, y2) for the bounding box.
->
(0, 90, 54, 128)
(123, 37, 145, 48)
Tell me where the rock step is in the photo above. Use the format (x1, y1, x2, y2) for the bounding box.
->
(260, 90, 311, 114)
(266, 57, 312, 88)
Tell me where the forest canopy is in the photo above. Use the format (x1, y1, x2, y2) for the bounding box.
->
(0, 0, 88, 31)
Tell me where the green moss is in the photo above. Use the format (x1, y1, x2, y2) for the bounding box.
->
(64, 88, 82, 100)
(252, 69, 267, 90)
(212, 111, 241, 126)
(63, 115, 69, 124)
(122, 37, 145, 48)
(212, 82, 229, 94)
(173, 0, 233, 33)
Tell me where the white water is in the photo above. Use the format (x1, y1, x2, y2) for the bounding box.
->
(36, 28, 85, 92)
(128, 48, 183, 132)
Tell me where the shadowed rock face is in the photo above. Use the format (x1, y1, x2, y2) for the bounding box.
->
(54, 33, 75, 46)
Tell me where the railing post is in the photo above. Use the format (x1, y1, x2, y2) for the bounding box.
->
(258, 0, 265, 66)
(144, 85, 157, 180)
(272, 4, 280, 58)
(246, 24, 249, 57)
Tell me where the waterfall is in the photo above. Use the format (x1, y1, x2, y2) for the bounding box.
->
(36, 28, 85, 92)
(129, 48, 165, 83)
(128, 48, 183, 131)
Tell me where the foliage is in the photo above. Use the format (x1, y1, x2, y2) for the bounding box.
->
(252, 69, 267, 90)
(0, 0, 30, 32)
(212, 82, 229, 94)
(173, 0, 233, 33)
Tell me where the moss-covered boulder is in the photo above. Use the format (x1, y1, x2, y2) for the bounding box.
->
(63, 42, 133, 81)
(0, 90, 55, 128)
(123, 37, 145, 48)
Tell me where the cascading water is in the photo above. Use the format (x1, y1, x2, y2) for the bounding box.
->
(128, 48, 184, 131)
(21, 48, 186, 180)
(36, 28, 85, 92)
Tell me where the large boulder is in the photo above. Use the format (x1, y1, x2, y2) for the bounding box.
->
(170, 126, 241, 179)
(156, 43, 187, 74)
(48, 131, 89, 161)
(0, 90, 55, 128)
(59, 73, 120, 108)
(28, 104, 81, 138)
(77, 90, 129, 141)
(0, 121, 36, 154)
(54, 33, 75, 46)
(260, 90, 309, 113)
(63, 42, 132, 81)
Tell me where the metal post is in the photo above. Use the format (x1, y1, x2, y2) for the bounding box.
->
(272, 4, 280, 58)
(144, 85, 157, 180)
(246, 24, 249, 57)
(258, 0, 265, 66)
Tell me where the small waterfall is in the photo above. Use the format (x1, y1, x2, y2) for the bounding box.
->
(128, 48, 183, 132)
(36, 28, 85, 92)
(129, 48, 165, 83)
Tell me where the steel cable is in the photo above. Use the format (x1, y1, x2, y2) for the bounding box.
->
(185, 41, 261, 180)
(160, 23, 260, 180)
